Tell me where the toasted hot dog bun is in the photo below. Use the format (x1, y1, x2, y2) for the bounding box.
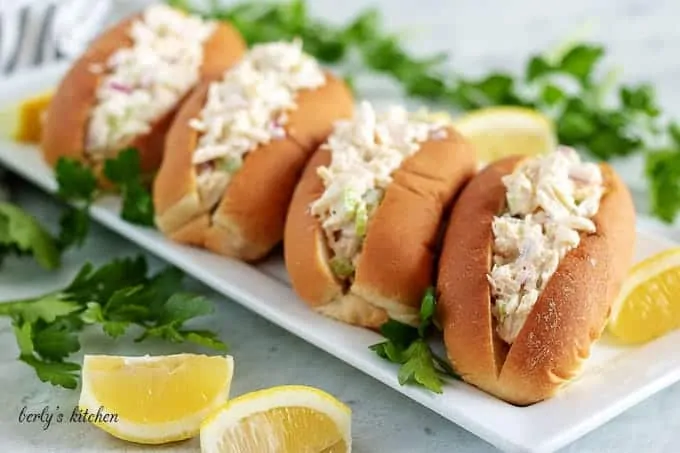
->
(436, 155, 636, 405)
(284, 127, 477, 329)
(41, 9, 245, 180)
(153, 72, 354, 262)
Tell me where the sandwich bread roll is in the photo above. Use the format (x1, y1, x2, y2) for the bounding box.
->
(153, 40, 354, 261)
(285, 101, 477, 328)
(41, 4, 246, 179)
(437, 148, 636, 405)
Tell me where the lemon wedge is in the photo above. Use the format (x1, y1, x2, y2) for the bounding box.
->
(14, 91, 52, 143)
(452, 106, 557, 165)
(200, 385, 351, 453)
(608, 247, 680, 344)
(79, 353, 234, 444)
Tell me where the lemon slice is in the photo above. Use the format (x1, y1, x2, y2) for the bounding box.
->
(452, 106, 557, 165)
(79, 353, 234, 445)
(1, 91, 53, 143)
(608, 247, 680, 344)
(200, 385, 351, 453)
(0, 106, 18, 140)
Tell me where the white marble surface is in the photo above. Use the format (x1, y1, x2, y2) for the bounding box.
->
(2, 0, 680, 452)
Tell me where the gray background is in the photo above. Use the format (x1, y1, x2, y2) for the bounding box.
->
(1, 0, 680, 452)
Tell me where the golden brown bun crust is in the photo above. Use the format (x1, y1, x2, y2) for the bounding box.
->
(437, 155, 636, 406)
(284, 128, 477, 328)
(154, 72, 354, 262)
(40, 11, 245, 179)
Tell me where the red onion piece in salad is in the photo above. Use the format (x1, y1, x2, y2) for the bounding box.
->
(109, 81, 133, 94)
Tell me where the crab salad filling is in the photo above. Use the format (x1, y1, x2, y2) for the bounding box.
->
(488, 147, 604, 344)
(190, 39, 326, 211)
(310, 101, 449, 282)
(86, 4, 216, 158)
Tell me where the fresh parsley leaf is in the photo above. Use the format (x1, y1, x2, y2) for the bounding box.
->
(526, 44, 604, 85)
(13, 321, 34, 356)
(0, 256, 227, 389)
(183, 330, 229, 350)
(380, 319, 418, 348)
(556, 99, 597, 142)
(103, 148, 155, 226)
(55, 158, 98, 203)
(398, 340, 443, 394)
(54, 157, 97, 249)
(646, 148, 680, 223)
(55, 149, 154, 236)
(669, 122, 680, 146)
(102, 321, 129, 338)
(526, 55, 552, 82)
(135, 293, 226, 350)
(57, 207, 90, 250)
(158, 293, 214, 325)
(418, 287, 436, 337)
(540, 84, 566, 106)
(370, 287, 458, 393)
(119, 182, 154, 226)
(451, 74, 521, 110)
(342, 8, 381, 43)
(82, 303, 130, 337)
(20, 355, 80, 390)
(557, 44, 604, 85)
(0, 202, 60, 270)
(620, 84, 660, 117)
(4, 295, 80, 324)
(32, 319, 81, 361)
(103, 147, 141, 183)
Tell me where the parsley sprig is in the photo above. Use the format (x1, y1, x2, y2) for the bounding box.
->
(0, 255, 227, 389)
(103, 148, 155, 226)
(171, 0, 680, 222)
(370, 288, 458, 394)
(54, 147, 155, 249)
(0, 202, 60, 270)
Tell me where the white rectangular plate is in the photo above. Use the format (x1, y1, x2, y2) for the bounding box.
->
(2, 64, 680, 453)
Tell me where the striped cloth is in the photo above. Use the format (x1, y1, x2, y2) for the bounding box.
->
(0, 0, 114, 75)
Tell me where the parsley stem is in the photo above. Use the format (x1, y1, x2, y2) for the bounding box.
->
(0, 300, 30, 316)
(0, 291, 61, 316)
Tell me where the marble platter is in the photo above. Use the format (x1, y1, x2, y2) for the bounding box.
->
(1, 63, 680, 453)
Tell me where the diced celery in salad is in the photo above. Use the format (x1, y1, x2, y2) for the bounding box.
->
(355, 203, 368, 236)
(218, 156, 242, 173)
(330, 256, 354, 279)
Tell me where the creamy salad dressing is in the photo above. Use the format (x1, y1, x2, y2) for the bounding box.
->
(190, 40, 326, 211)
(86, 4, 215, 158)
(488, 147, 604, 344)
(310, 101, 449, 281)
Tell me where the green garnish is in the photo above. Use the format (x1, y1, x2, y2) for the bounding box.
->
(167, 0, 680, 222)
(55, 148, 155, 231)
(54, 157, 99, 250)
(370, 287, 459, 394)
(0, 202, 60, 270)
(646, 145, 680, 223)
(0, 255, 227, 389)
(354, 202, 368, 237)
(103, 148, 155, 226)
(218, 156, 242, 174)
(329, 256, 354, 279)
(342, 188, 360, 212)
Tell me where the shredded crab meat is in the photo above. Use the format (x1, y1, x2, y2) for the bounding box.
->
(488, 147, 604, 344)
(190, 39, 326, 211)
(86, 4, 215, 157)
(309, 101, 449, 280)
